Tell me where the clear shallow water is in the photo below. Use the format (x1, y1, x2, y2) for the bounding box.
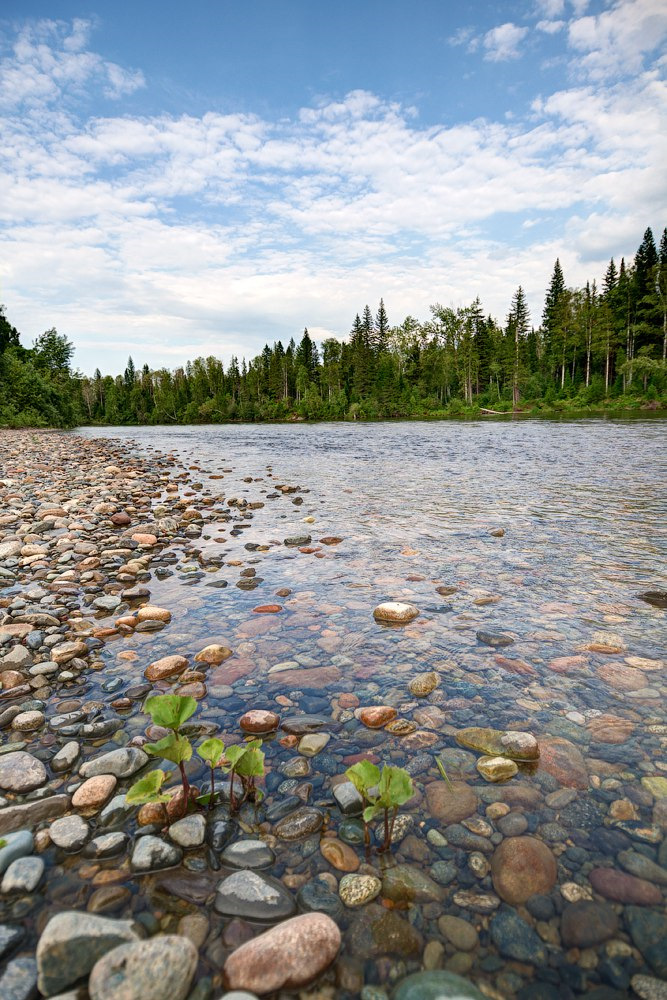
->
(63, 420, 667, 995)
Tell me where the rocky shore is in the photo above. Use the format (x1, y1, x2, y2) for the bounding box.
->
(0, 428, 666, 1000)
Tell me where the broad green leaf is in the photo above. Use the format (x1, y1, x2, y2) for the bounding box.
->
(363, 804, 380, 823)
(346, 761, 380, 797)
(144, 694, 197, 730)
(223, 744, 246, 767)
(126, 769, 171, 805)
(145, 733, 193, 766)
(384, 766, 414, 806)
(198, 737, 225, 766)
(236, 745, 265, 778)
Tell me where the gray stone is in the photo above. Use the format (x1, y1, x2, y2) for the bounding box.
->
(631, 975, 667, 1000)
(49, 815, 90, 851)
(0, 830, 34, 874)
(220, 839, 275, 870)
(1, 855, 44, 893)
(131, 835, 183, 872)
(618, 849, 667, 885)
(99, 794, 133, 827)
(489, 910, 547, 964)
(36, 911, 139, 996)
(0, 752, 47, 793)
(0, 540, 22, 558)
(381, 864, 443, 904)
(214, 869, 296, 921)
(0, 794, 69, 835)
(0, 956, 38, 1000)
(85, 832, 129, 859)
(333, 781, 364, 816)
(1, 646, 32, 669)
(51, 742, 80, 773)
(168, 814, 206, 848)
(392, 970, 485, 999)
(0, 923, 25, 961)
(79, 748, 149, 780)
(88, 934, 198, 1000)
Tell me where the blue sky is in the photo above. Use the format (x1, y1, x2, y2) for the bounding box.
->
(1, 1, 666, 375)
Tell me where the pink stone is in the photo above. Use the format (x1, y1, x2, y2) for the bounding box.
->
(357, 706, 397, 729)
(72, 774, 117, 812)
(589, 868, 662, 905)
(144, 655, 188, 681)
(239, 710, 280, 734)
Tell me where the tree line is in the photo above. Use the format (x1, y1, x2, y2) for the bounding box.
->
(1, 225, 665, 428)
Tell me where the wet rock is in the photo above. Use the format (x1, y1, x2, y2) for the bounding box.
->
(408, 672, 439, 697)
(490, 909, 547, 964)
(79, 748, 149, 779)
(456, 727, 539, 761)
(11, 710, 44, 732)
(358, 706, 397, 728)
(214, 869, 296, 921)
(320, 838, 360, 872)
(220, 840, 275, 870)
(373, 602, 419, 624)
(52, 741, 80, 772)
(273, 806, 323, 840)
(0, 956, 38, 1000)
(0, 832, 34, 878)
(538, 737, 588, 789)
(425, 781, 478, 823)
(589, 867, 662, 905)
(1, 855, 44, 893)
(297, 876, 344, 920)
(561, 901, 619, 948)
(637, 590, 667, 609)
(36, 911, 139, 996)
(631, 975, 667, 1000)
(72, 774, 117, 812)
(131, 835, 183, 872)
(49, 814, 90, 851)
(239, 710, 280, 734)
(135, 606, 171, 624)
(625, 907, 667, 978)
(223, 913, 340, 994)
(168, 814, 206, 848)
(348, 904, 423, 958)
(333, 781, 363, 816)
(144, 655, 187, 681)
(0, 751, 47, 793)
(382, 865, 443, 904)
(476, 756, 519, 782)
(88, 934, 198, 1000)
(85, 832, 129, 859)
(476, 630, 514, 648)
(194, 644, 232, 664)
(437, 915, 479, 952)
(491, 837, 557, 904)
(618, 849, 667, 884)
(0, 794, 69, 835)
(392, 970, 486, 999)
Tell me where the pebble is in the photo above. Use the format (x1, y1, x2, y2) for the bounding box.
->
(72, 775, 117, 811)
(392, 970, 485, 999)
(408, 672, 439, 696)
(489, 909, 547, 964)
(168, 814, 206, 848)
(220, 840, 275, 869)
(490, 836, 557, 903)
(49, 814, 90, 851)
(560, 901, 619, 948)
(0, 957, 38, 1000)
(476, 756, 518, 781)
(320, 838, 360, 872)
(0, 830, 34, 874)
(0, 751, 47, 793)
(214, 869, 296, 921)
(79, 747, 149, 779)
(373, 602, 419, 623)
(36, 911, 139, 995)
(437, 915, 479, 951)
(131, 836, 183, 872)
(1, 855, 44, 893)
(88, 934, 198, 1000)
(339, 873, 382, 907)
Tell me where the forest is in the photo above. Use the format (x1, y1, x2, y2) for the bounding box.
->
(1, 226, 665, 428)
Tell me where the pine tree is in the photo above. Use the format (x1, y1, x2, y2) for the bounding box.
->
(374, 298, 389, 352)
(508, 286, 530, 406)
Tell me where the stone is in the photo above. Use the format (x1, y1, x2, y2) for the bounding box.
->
(0, 795, 69, 835)
(358, 706, 397, 728)
(425, 781, 478, 823)
(349, 904, 423, 959)
(631, 975, 667, 1000)
(437, 916, 479, 952)
(49, 814, 90, 851)
(373, 602, 419, 623)
(239, 710, 280, 734)
(135, 606, 171, 623)
(408, 672, 439, 696)
(333, 781, 363, 816)
(538, 737, 589, 789)
(625, 907, 667, 978)
(0, 957, 38, 1000)
(476, 756, 518, 782)
(560, 901, 619, 948)
(589, 867, 662, 905)
(220, 840, 275, 870)
(1, 855, 44, 893)
(168, 813, 206, 848)
(642, 775, 667, 799)
(491, 837, 557, 904)
(273, 806, 323, 840)
(382, 864, 443, 904)
(79, 748, 149, 779)
(320, 838, 360, 872)
(0, 751, 47, 793)
(490, 910, 547, 964)
(131, 836, 183, 872)
(72, 775, 117, 811)
(88, 935, 198, 1000)
(298, 732, 330, 756)
(455, 727, 539, 761)
(144, 655, 187, 681)
(194, 644, 232, 664)
(0, 830, 34, 875)
(214, 869, 296, 921)
(36, 911, 139, 996)
(52, 741, 80, 772)
(51, 640, 88, 664)
(339, 873, 382, 907)
(12, 710, 44, 732)
(392, 970, 486, 1000)
(476, 630, 514, 647)
(618, 849, 667, 885)
(223, 913, 341, 994)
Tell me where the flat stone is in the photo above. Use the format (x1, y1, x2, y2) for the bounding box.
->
(0, 751, 47, 793)
(298, 732, 330, 756)
(476, 756, 518, 781)
(88, 934, 198, 1000)
(455, 727, 539, 761)
(373, 602, 419, 624)
(425, 781, 478, 823)
(538, 737, 589, 789)
(589, 867, 662, 905)
(72, 775, 117, 812)
(476, 630, 514, 647)
(49, 814, 90, 851)
(339, 873, 382, 907)
(273, 806, 323, 840)
(223, 913, 341, 994)
(220, 839, 275, 870)
(168, 814, 206, 848)
(131, 835, 183, 872)
(0, 794, 69, 835)
(36, 911, 139, 996)
(214, 869, 296, 921)
(1, 855, 44, 893)
(393, 970, 486, 1000)
(79, 748, 149, 779)
(491, 837, 557, 904)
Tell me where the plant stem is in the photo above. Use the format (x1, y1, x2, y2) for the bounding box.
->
(383, 807, 390, 851)
(387, 805, 398, 846)
(209, 764, 215, 811)
(177, 762, 190, 818)
(229, 767, 237, 813)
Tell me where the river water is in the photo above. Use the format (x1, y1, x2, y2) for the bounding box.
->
(72, 419, 666, 997)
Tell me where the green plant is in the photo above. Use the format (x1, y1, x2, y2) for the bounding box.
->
(198, 737, 225, 810)
(345, 761, 414, 853)
(127, 694, 197, 819)
(436, 757, 454, 791)
(223, 740, 265, 813)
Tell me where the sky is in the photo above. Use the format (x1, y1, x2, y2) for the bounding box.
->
(1, 1, 666, 376)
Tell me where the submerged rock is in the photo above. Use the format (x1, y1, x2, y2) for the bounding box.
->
(392, 970, 486, 999)
(490, 837, 557, 904)
(36, 911, 138, 995)
(373, 602, 419, 624)
(88, 934, 198, 1000)
(455, 727, 539, 761)
(214, 870, 296, 921)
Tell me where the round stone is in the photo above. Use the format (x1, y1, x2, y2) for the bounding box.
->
(408, 672, 439, 697)
(476, 756, 519, 782)
(12, 710, 45, 732)
(273, 807, 323, 840)
(194, 644, 232, 664)
(339, 874, 382, 907)
(135, 606, 171, 623)
(357, 706, 397, 728)
(373, 602, 419, 624)
(425, 781, 478, 823)
(239, 710, 280, 734)
(320, 838, 360, 873)
(220, 840, 275, 870)
(49, 814, 90, 851)
(131, 836, 183, 872)
(0, 751, 47, 792)
(89, 934, 198, 1000)
(392, 971, 485, 1000)
(72, 775, 117, 812)
(214, 869, 296, 921)
(491, 836, 558, 904)
(144, 655, 188, 681)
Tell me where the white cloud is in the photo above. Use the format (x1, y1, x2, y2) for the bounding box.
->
(568, 0, 667, 80)
(482, 23, 529, 62)
(536, 19, 566, 34)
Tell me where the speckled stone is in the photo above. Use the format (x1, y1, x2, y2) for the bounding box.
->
(339, 874, 382, 907)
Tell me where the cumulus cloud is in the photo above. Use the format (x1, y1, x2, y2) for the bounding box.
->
(482, 23, 529, 62)
(568, 0, 667, 80)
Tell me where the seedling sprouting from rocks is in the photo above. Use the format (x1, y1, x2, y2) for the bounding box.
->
(345, 761, 414, 853)
(197, 737, 225, 810)
(224, 740, 265, 813)
(127, 694, 197, 818)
